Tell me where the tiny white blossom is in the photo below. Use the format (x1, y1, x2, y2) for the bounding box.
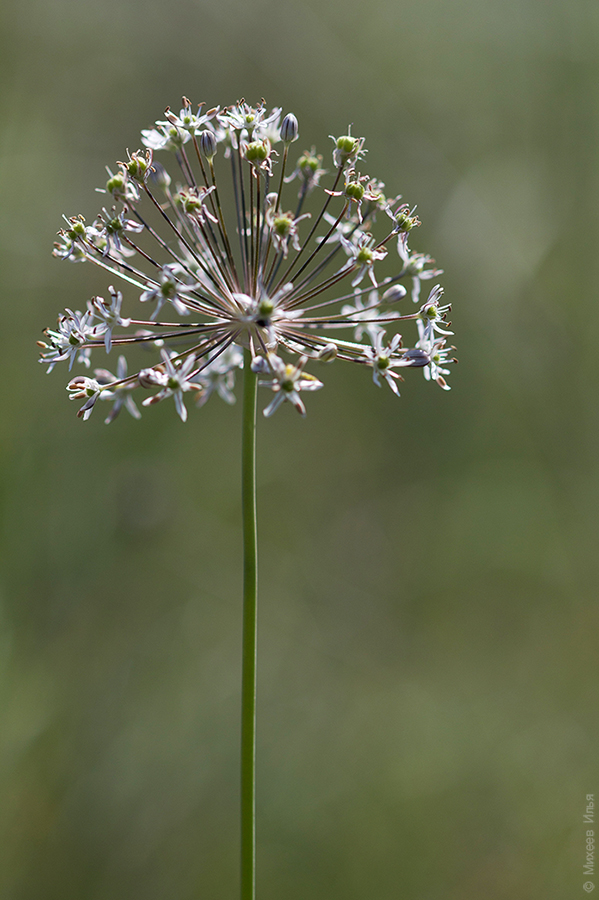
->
(417, 285, 454, 344)
(39, 309, 105, 372)
(339, 231, 387, 287)
(94, 356, 142, 423)
(139, 265, 195, 319)
(164, 99, 219, 136)
(66, 376, 103, 420)
(142, 350, 202, 422)
(363, 332, 405, 395)
(89, 286, 131, 352)
(398, 239, 443, 305)
(260, 354, 323, 417)
(194, 345, 244, 407)
(420, 339, 455, 390)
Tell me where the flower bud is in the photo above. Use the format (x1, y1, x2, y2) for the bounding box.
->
(382, 285, 407, 303)
(280, 113, 298, 144)
(250, 355, 269, 374)
(317, 343, 338, 362)
(200, 129, 217, 160)
(401, 348, 429, 367)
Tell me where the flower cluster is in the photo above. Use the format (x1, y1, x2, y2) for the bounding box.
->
(41, 98, 456, 421)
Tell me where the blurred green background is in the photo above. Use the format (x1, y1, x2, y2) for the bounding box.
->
(1, 0, 597, 897)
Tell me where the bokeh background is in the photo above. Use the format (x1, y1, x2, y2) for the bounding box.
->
(1, 0, 597, 897)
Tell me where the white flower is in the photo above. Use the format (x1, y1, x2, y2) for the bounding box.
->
(362, 332, 406, 395)
(417, 285, 454, 345)
(142, 350, 202, 422)
(194, 345, 244, 407)
(43, 97, 455, 421)
(39, 308, 105, 372)
(397, 239, 443, 305)
(264, 194, 310, 258)
(89, 286, 131, 352)
(139, 265, 195, 319)
(421, 339, 454, 390)
(339, 231, 387, 287)
(341, 290, 398, 343)
(95, 206, 144, 255)
(218, 101, 281, 138)
(94, 356, 142, 423)
(259, 354, 323, 417)
(175, 185, 218, 227)
(164, 99, 219, 136)
(66, 376, 103, 420)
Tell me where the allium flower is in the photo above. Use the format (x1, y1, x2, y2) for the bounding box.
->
(194, 345, 243, 407)
(255, 353, 323, 417)
(141, 350, 202, 422)
(397, 238, 443, 305)
(94, 355, 142, 423)
(40, 97, 458, 900)
(41, 98, 456, 421)
(89, 286, 131, 352)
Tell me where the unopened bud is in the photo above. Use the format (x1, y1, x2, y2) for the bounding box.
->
(200, 130, 217, 160)
(317, 343, 338, 362)
(250, 355, 269, 374)
(280, 113, 298, 144)
(402, 348, 429, 367)
(382, 285, 407, 303)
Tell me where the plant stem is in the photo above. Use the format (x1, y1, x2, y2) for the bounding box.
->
(241, 347, 258, 900)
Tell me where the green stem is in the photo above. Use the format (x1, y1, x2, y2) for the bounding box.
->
(241, 348, 258, 900)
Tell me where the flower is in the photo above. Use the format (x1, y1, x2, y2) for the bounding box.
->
(194, 345, 244, 407)
(341, 289, 402, 343)
(421, 339, 456, 390)
(339, 231, 388, 287)
(257, 354, 323, 417)
(39, 308, 105, 372)
(94, 355, 142, 423)
(417, 284, 454, 345)
(42, 99, 455, 421)
(89, 286, 131, 352)
(141, 350, 202, 422)
(362, 332, 423, 396)
(397, 238, 443, 305)
(66, 376, 103, 419)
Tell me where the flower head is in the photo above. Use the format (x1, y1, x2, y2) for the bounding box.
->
(42, 98, 456, 420)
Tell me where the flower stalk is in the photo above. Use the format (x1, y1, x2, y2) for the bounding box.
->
(241, 348, 258, 900)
